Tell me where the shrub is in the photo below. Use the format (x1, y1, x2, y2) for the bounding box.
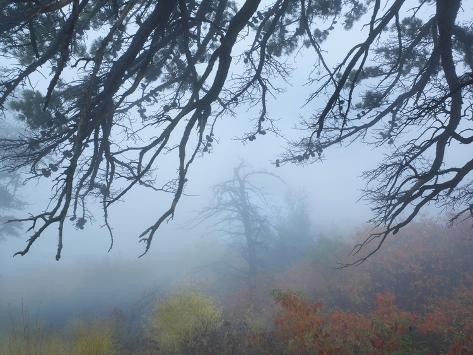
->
(149, 291, 223, 354)
(69, 319, 116, 355)
(271, 291, 417, 354)
(418, 287, 473, 354)
(0, 307, 67, 355)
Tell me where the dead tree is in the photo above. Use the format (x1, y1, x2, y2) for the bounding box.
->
(197, 164, 282, 302)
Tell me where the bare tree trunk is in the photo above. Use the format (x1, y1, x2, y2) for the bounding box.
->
(235, 168, 258, 304)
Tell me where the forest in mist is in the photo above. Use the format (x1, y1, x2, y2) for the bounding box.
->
(1, 0, 473, 353)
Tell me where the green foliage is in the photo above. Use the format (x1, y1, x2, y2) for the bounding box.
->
(9, 90, 61, 130)
(149, 291, 223, 354)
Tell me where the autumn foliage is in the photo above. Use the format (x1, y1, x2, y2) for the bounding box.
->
(266, 288, 473, 354)
(269, 291, 414, 354)
(246, 219, 473, 354)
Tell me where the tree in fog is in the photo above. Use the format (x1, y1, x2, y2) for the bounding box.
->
(268, 193, 315, 271)
(198, 164, 281, 302)
(0, 0, 472, 259)
(0, 172, 22, 241)
(0, 123, 23, 241)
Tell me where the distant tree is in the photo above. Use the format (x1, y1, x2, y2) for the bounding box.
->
(0, 173, 23, 241)
(0, 124, 23, 241)
(0, 0, 471, 259)
(198, 163, 282, 302)
(269, 194, 315, 270)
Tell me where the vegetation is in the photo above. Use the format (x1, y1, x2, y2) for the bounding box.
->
(267, 289, 472, 354)
(197, 164, 283, 303)
(1, 218, 471, 354)
(149, 292, 222, 354)
(0, 156, 23, 241)
(0, 313, 115, 355)
(69, 320, 115, 355)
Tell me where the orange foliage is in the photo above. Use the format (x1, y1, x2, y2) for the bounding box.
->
(418, 287, 473, 354)
(273, 289, 473, 355)
(271, 291, 416, 354)
(268, 286, 473, 355)
(271, 219, 473, 313)
(237, 219, 473, 354)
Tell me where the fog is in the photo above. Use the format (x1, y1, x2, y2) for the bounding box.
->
(1, 2, 472, 353)
(0, 51, 381, 330)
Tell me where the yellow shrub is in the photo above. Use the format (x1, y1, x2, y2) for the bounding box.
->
(150, 291, 222, 354)
(70, 319, 115, 355)
(0, 323, 68, 355)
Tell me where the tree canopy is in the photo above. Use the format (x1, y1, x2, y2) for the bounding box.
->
(0, 0, 471, 259)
